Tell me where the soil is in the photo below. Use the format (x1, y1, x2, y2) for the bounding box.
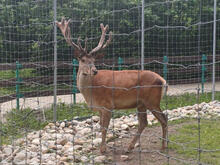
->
(93, 122, 193, 165)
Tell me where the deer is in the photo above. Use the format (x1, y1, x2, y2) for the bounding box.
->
(56, 18, 168, 154)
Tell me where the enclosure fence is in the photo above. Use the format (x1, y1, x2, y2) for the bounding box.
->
(0, 0, 220, 164)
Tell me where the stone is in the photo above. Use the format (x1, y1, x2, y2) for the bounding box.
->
(29, 157, 39, 164)
(74, 139, 85, 145)
(44, 125, 50, 130)
(78, 128, 91, 136)
(42, 153, 52, 162)
(47, 160, 55, 164)
(135, 143, 140, 148)
(148, 115, 155, 122)
(60, 156, 68, 162)
(94, 155, 106, 163)
(14, 151, 26, 162)
(121, 124, 129, 130)
(48, 144, 57, 150)
(14, 160, 26, 165)
(15, 138, 25, 145)
(121, 155, 129, 161)
(80, 156, 89, 162)
(32, 138, 40, 145)
(87, 144, 96, 151)
(108, 142, 114, 147)
(93, 138, 102, 146)
(63, 147, 74, 155)
(29, 145, 38, 152)
(73, 155, 81, 163)
(92, 116, 100, 122)
(58, 162, 65, 165)
(60, 122, 66, 128)
(3, 147, 12, 156)
(58, 138, 68, 146)
(73, 145, 83, 150)
(86, 118, 92, 124)
(132, 121, 138, 126)
(42, 146, 49, 154)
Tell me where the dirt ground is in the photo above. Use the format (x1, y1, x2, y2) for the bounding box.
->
(93, 122, 195, 165)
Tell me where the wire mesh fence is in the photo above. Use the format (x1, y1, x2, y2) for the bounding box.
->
(0, 0, 220, 164)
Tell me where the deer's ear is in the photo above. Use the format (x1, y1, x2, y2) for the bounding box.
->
(94, 52, 105, 59)
(73, 48, 81, 59)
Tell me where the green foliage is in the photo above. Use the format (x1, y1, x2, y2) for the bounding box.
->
(45, 103, 98, 121)
(0, 83, 70, 96)
(0, 0, 219, 63)
(0, 69, 36, 79)
(169, 119, 220, 165)
(0, 87, 15, 96)
(0, 108, 47, 144)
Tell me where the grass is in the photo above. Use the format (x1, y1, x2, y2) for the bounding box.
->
(169, 119, 220, 165)
(160, 92, 220, 110)
(0, 108, 47, 144)
(0, 69, 36, 79)
(0, 84, 70, 96)
(45, 103, 98, 121)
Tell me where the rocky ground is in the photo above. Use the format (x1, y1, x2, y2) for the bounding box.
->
(0, 101, 220, 165)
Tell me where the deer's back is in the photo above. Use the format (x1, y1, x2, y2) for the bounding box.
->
(85, 70, 165, 110)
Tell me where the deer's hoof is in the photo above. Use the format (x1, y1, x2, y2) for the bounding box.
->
(160, 145, 167, 152)
(100, 145, 107, 154)
(126, 145, 134, 153)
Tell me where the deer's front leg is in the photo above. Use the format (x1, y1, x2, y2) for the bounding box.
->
(99, 110, 111, 154)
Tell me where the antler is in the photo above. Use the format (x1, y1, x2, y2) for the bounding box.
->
(56, 18, 87, 57)
(56, 18, 80, 50)
(56, 18, 112, 58)
(89, 23, 112, 56)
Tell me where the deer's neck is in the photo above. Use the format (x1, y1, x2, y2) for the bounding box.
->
(77, 69, 93, 103)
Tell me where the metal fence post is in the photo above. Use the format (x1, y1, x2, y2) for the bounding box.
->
(72, 59, 78, 104)
(212, 0, 217, 101)
(201, 54, 207, 93)
(141, 0, 145, 70)
(16, 61, 22, 110)
(118, 57, 123, 70)
(163, 56, 168, 81)
(53, 0, 57, 122)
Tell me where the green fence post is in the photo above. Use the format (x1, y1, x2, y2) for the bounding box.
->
(201, 54, 207, 93)
(16, 61, 23, 110)
(118, 57, 123, 71)
(163, 56, 168, 81)
(72, 59, 78, 104)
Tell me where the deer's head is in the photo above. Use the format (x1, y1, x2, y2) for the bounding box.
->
(56, 18, 112, 77)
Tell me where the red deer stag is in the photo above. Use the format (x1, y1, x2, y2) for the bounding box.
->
(56, 18, 168, 153)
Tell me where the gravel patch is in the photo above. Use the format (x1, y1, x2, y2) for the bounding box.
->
(1, 101, 220, 164)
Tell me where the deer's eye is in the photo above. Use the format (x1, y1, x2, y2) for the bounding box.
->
(81, 59, 85, 63)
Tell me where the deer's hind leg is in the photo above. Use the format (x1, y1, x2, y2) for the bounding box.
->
(127, 105, 147, 152)
(150, 107, 168, 150)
